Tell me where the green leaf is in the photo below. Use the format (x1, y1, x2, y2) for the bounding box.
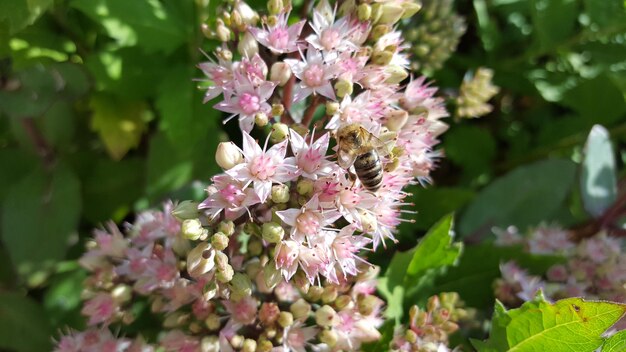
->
(156, 65, 219, 154)
(477, 296, 626, 351)
(146, 132, 194, 199)
(562, 75, 626, 125)
(443, 125, 497, 179)
(400, 187, 474, 232)
(43, 266, 88, 329)
(583, 0, 626, 28)
(1, 163, 81, 278)
(405, 214, 462, 278)
(581, 125, 617, 218)
(602, 330, 626, 352)
(0, 0, 52, 35)
(458, 159, 576, 238)
(90, 94, 150, 161)
(427, 243, 563, 309)
(531, 0, 578, 51)
(0, 291, 53, 352)
(379, 214, 463, 320)
(361, 320, 395, 352)
(0, 149, 38, 201)
(83, 158, 145, 222)
(71, 0, 186, 53)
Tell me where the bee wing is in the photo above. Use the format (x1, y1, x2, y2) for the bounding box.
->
(368, 132, 392, 157)
(337, 149, 358, 169)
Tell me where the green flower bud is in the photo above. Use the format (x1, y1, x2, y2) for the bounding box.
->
(270, 123, 289, 143)
(278, 311, 294, 328)
(187, 242, 215, 278)
(325, 101, 340, 116)
(242, 339, 257, 352)
(370, 24, 391, 41)
(371, 50, 393, 66)
(238, 31, 258, 57)
(217, 220, 235, 236)
(385, 65, 409, 84)
(401, 2, 422, 19)
(271, 103, 285, 117)
(290, 298, 312, 320)
(320, 329, 338, 347)
(216, 20, 231, 42)
(216, 141, 244, 170)
(211, 232, 229, 251)
(321, 285, 338, 304)
(214, 250, 229, 271)
(201, 336, 220, 352)
(230, 335, 244, 349)
(255, 112, 269, 127)
(257, 340, 274, 352)
(171, 200, 200, 221)
(182, 218, 207, 241)
(296, 179, 314, 196)
(270, 62, 292, 86)
(315, 305, 339, 327)
(111, 284, 132, 304)
(234, 1, 259, 25)
(405, 329, 418, 344)
(247, 238, 263, 256)
(230, 272, 253, 298)
(163, 312, 189, 328)
(335, 295, 353, 310)
(378, 3, 405, 24)
(205, 313, 221, 330)
(357, 3, 372, 21)
(267, 0, 283, 15)
(263, 261, 282, 289)
(216, 264, 234, 282)
(358, 294, 379, 316)
(271, 184, 290, 203)
(334, 79, 353, 98)
(262, 222, 285, 243)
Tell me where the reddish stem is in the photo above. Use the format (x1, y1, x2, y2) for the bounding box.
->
(302, 95, 324, 127)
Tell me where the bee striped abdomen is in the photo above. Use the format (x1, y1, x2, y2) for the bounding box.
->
(354, 150, 383, 192)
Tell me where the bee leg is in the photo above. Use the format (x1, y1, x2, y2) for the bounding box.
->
(347, 169, 358, 187)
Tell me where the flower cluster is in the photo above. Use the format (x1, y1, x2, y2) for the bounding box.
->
(391, 293, 470, 352)
(55, 0, 454, 349)
(493, 225, 626, 309)
(455, 67, 499, 119)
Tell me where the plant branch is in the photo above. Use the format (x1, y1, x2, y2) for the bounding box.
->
(302, 95, 324, 127)
(21, 118, 55, 169)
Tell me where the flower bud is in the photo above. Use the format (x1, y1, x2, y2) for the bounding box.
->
(357, 3, 371, 21)
(242, 339, 257, 352)
(163, 312, 189, 328)
(321, 285, 338, 303)
(214, 250, 229, 271)
(263, 261, 282, 289)
(182, 218, 207, 241)
(271, 103, 285, 117)
(427, 295, 440, 311)
(315, 305, 339, 327)
(262, 222, 285, 243)
(320, 329, 338, 347)
(259, 302, 280, 325)
(238, 31, 258, 57)
(290, 298, 312, 320)
(271, 184, 290, 203)
(216, 47, 233, 61)
(205, 313, 221, 330)
(325, 101, 340, 116)
(267, 0, 283, 15)
(370, 3, 383, 23)
(247, 237, 263, 256)
(216, 264, 234, 282)
(216, 20, 231, 42)
(201, 336, 220, 352)
(230, 272, 253, 298)
(401, 2, 421, 19)
(257, 340, 274, 352)
(372, 50, 393, 66)
(270, 123, 289, 143)
(187, 242, 215, 278)
(230, 335, 244, 349)
(234, 1, 259, 25)
(358, 294, 379, 316)
(172, 200, 200, 221)
(370, 24, 390, 41)
(378, 3, 405, 24)
(270, 62, 292, 86)
(385, 65, 409, 84)
(255, 112, 269, 127)
(335, 295, 353, 310)
(216, 141, 244, 170)
(296, 178, 314, 196)
(278, 311, 294, 328)
(201, 23, 213, 40)
(211, 232, 229, 251)
(111, 284, 132, 304)
(405, 329, 418, 344)
(334, 79, 353, 98)
(231, 10, 243, 29)
(217, 220, 235, 236)
(266, 15, 278, 27)
(385, 109, 409, 131)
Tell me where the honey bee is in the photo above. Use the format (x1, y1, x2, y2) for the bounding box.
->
(335, 123, 390, 192)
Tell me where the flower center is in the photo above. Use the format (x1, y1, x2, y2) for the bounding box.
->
(303, 64, 324, 87)
(220, 184, 245, 205)
(268, 28, 289, 50)
(238, 92, 261, 115)
(320, 28, 341, 51)
(339, 188, 361, 208)
(296, 211, 321, 235)
(300, 148, 322, 173)
(250, 154, 277, 180)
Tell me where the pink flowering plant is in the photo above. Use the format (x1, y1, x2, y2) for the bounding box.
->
(53, 0, 465, 351)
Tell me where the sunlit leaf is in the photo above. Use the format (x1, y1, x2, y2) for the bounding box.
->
(602, 330, 626, 352)
(475, 295, 626, 351)
(90, 94, 150, 160)
(581, 125, 617, 218)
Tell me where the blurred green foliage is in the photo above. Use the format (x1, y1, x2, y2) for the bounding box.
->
(1, 0, 626, 350)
